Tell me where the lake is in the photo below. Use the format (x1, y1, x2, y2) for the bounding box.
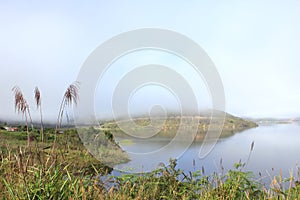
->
(113, 122, 300, 184)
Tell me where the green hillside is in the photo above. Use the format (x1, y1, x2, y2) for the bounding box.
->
(101, 112, 258, 141)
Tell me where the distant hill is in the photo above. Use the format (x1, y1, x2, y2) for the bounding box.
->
(101, 112, 258, 141)
(0, 120, 74, 129)
(246, 117, 300, 125)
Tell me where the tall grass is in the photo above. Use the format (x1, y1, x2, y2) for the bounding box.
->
(0, 145, 104, 199)
(34, 87, 44, 145)
(52, 82, 79, 158)
(34, 87, 45, 164)
(1, 147, 299, 199)
(12, 86, 33, 147)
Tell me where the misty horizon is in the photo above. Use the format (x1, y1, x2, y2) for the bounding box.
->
(1, 1, 300, 122)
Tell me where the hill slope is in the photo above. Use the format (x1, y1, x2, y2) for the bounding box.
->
(101, 112, 258, 141)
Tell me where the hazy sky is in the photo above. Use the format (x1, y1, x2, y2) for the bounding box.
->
(1, 1, 300, 122)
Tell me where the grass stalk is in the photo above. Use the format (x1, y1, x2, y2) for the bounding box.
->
(52, 82, 79, 158)
(12, 86, 32, 147)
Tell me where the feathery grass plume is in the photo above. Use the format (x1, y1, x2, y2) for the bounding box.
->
(245, 141, 255, 168)
(57, 82, 79, 129)
(12, 86, 33, 147)
(52, 82, 79, 156)
(35, 87, 45, 160)
(34, 87, 43, 141)
(34, 87, 41, 107)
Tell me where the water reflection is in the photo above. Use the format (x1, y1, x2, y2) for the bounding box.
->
(114, 123, 300, 183)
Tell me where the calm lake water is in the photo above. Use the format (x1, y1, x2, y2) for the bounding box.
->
(113, 123, 300, 182)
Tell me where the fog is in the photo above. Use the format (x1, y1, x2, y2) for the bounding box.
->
(1, 1, 300, 123)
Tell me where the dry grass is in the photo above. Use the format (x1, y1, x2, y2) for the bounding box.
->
(12, 86, 33, 147)
(52, 82, 79, 157)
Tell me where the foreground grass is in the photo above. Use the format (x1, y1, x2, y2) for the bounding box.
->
(110, 160, 300, 200)
(0, 129, 299, 199)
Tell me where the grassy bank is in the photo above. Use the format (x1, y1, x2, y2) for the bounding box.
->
(0, 127, 129, 176)
(1, 128, 299, 199)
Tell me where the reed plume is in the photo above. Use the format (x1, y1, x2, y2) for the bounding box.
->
(52, 82, 79, 156)
(12, 86, 33, 146)
(34, 87, 45, 159)
(34, 87, 44, 142)
(57, 82, 79, 130)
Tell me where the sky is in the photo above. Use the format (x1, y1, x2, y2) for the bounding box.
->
(0, 1, 300, 123)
